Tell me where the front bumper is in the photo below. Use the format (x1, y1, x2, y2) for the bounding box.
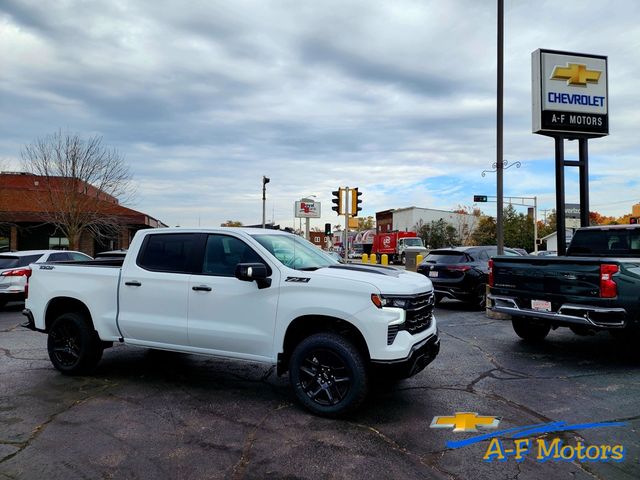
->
(371, 333, 440, 379)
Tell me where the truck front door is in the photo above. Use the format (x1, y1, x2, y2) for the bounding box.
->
(187, 234, 279, 362)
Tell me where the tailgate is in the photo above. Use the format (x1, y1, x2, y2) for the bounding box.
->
(492, 256, 602, 299)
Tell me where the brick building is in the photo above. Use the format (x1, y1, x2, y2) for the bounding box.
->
(0, 172, 165, 255)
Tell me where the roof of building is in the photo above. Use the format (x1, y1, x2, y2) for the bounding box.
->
(0, 172, 165, 227)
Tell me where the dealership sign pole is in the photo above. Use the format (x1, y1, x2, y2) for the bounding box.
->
(532, 49, 608, 254)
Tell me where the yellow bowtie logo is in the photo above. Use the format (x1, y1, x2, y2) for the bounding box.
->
(551, 63, 601, 86)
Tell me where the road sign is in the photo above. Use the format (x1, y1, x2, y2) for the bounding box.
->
(295, 200, 321, 218)
(474, 195, 488, 202)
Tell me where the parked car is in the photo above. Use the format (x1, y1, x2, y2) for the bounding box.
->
(417, 246, 522, 309)
(532, 250, 557, 256)
(0, 250, 92, 308)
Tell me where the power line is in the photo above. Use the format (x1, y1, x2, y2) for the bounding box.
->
(591, 198, 639, 207)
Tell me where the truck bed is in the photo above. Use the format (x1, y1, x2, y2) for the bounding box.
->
(27, 262, 123, 340)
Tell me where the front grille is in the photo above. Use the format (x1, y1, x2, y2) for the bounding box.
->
(387, 291, 434, 344)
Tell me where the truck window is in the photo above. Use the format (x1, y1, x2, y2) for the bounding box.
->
(138, 233, 199, 273)
(568, 229, 640, 256)
(201, 235, 268, 277)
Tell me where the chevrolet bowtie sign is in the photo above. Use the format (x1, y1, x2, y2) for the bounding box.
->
(532, 49, 608, 137)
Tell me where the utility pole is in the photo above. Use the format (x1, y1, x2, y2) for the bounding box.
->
(496, 0, 504, 255)
(262, 175, 270, 229)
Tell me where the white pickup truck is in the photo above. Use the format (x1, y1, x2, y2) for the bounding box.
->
(23, 228, 439, 416)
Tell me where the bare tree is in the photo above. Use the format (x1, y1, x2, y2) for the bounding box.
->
(21, 130, 133, 250)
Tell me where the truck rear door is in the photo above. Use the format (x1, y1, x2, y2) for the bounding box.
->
(117, 232, 202, 347)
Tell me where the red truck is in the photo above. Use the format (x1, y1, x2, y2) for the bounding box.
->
(372, 232, 425, 265)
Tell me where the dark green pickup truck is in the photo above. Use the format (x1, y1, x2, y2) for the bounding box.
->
(489, 225, 640, 341)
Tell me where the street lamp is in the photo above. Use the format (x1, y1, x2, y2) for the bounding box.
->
(262, 176, 270, 229)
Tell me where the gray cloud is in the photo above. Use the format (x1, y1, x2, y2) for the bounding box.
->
(1, 0, 638, 229)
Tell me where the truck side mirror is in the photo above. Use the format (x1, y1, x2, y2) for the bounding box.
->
(235, 263, 272, 289)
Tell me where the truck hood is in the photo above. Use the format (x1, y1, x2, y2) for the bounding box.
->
(309, 264, 433, 295)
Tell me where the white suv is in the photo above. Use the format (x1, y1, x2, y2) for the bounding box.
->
(0, 250, 91, 308)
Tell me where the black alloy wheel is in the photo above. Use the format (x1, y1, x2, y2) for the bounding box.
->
(298, 349, 351, 407)
(47, 312, 103, 375)
(289, 333, 368, 417)
(512, 318, 551, 342)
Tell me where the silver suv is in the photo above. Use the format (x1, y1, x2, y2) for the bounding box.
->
(0, 250, 91, 308)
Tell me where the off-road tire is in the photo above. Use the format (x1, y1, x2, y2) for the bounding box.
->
(472, 284, 487, 310)
(289, 333, 368, 417)
(47, 312, 103, 375)
(512, 318, 551, 341)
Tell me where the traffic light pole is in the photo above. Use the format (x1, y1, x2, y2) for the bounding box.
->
(474, 195, 538, 252)
(344, 187, 349, 262)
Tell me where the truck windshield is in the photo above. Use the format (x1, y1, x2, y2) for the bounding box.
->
(251, 234, 338, 270)
(403, 238, 424, 247)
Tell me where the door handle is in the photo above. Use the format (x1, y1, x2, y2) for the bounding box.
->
(192, 285, 212, 292)
(125, 280, 142, 287)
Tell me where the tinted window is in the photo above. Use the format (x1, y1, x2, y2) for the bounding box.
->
(477, 250, 489, 261)
(0, 256, 20, 269)
(18, 255, 44, 267)
(202, 235, 267, 277)
(138, 234, 199, 273)
(69, 252, 92, 261)
(568, 229, 640, 256)
(424, 252, 468, 264)
(48, 252, 70, 262)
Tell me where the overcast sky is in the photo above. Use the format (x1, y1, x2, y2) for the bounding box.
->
(1, 0, 638, 229)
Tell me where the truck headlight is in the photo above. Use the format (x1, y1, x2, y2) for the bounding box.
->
(379, 295, 409, 309)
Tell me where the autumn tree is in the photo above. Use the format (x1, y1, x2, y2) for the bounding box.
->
(21, 130, 133, 250)
(221, 220, 243, 227)
(451, 205, 481, 245)
(357, 216, 375, 231)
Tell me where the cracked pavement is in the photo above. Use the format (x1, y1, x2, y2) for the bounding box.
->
(0, 301, 638, 479)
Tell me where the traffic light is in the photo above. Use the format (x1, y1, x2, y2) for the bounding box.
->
(631, 217, 638, 224)
(331, 189, 343, 215)
(351, 188, 363, 217)
(324, 223, 332, 235)
(474, 195, 488, 202)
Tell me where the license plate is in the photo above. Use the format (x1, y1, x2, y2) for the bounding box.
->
(429, 271, 438, 278)
(531, 300, 551, 312)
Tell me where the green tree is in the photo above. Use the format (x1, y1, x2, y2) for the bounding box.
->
(503, 204, 534, 251)
(470, 216, 496, 245)
(416, 219, 458, 249)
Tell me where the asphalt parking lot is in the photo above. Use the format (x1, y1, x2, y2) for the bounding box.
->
(1, 301, 638, 480)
